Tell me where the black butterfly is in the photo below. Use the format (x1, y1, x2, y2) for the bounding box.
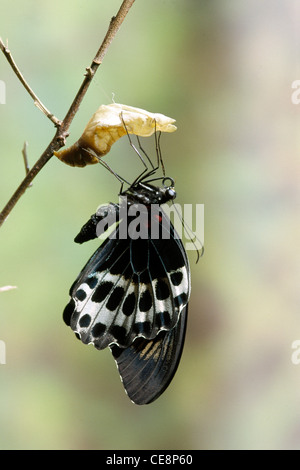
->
(63, 134, 191, 405)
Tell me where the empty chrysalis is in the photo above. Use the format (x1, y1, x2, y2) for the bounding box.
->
(54, 103, 177, 167)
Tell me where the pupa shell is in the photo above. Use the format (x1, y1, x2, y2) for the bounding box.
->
(54, 103, 177, 167)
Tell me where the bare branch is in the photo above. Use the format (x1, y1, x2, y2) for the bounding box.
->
(59, 0, 136, 134)
(0, 38, 61, 126)
(0, 0, 136, 228)
(22, 141, 30, 174)
(22, 141, 33, 187)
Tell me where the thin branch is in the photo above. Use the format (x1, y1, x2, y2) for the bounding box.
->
(22, 141, 33, 187)
(58, 0, 136, 138)
(0, 38, 60, 126)
(22, 141, 30, 174)
(0, 0, 135, 228)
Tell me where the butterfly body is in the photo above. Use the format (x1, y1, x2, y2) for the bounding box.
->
(63, 177, 191, 404)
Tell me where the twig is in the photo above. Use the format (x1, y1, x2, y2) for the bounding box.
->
(0, 38, 60, 126)
(22, 141, 32, 187)
(22, 141, 30, 174)
(0, 0, 135, 228)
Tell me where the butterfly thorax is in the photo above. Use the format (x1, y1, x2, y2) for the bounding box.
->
(120, 180, 176, 207)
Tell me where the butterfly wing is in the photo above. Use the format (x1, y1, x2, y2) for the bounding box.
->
(110, 304, 188, 405)
(63, 205, 190, 403)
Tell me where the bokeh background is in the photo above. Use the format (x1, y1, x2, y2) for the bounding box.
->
(0, 0, 300, 450)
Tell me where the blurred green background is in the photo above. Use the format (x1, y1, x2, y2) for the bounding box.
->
(0, 0, 300, 450)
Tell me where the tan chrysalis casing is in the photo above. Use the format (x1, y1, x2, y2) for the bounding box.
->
(54, 103, 177, 167)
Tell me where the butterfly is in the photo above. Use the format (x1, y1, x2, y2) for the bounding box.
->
(63, 131, 192, 405)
